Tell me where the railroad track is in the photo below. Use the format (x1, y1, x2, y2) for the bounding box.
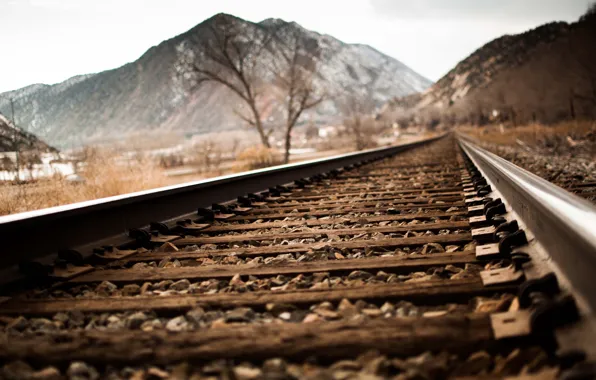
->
(0, 134, 595, 379)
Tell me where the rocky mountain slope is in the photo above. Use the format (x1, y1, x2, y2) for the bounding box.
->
(385, 9, 596, 126)
(0, 113, 55, 153)
(0, 14, 431, 148)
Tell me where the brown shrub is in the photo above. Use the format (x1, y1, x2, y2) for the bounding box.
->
(233, 146, 282, 171)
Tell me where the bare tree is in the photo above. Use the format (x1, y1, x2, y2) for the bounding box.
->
(176, 14, 276, 147)
(272, 27, 325, 163)
(194, 139, 223, 174)
(340, 92, 377, 150)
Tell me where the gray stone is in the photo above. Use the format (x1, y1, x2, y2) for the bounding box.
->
(67, 361, 99, 380)
(126, 312, 149, 329)
(1, 361, 34, 380)
(95, 281, 117, 295)
(154, 280, 173, 291)
(170, 279, 191, 291)
(166, 316, 189, 332)
(7, 316, 28, 332)
(30, 318, 57, 332)
(186, 307, 206, 325)
(225, 308, 255, 323)
(348, 270, 373, 280)
(233, 366, 262, 380)
(121, 284, 141, 296)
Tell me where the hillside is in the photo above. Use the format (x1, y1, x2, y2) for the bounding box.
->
(0, 113, 56, 153)
(0, 14, 431, 148)
(384, 11, 596, 127)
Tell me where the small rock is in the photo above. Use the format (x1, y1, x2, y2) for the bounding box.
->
(154, 280, 173, 291)
(166, 316, 189, 332)
(422, 243, 445, 254)
(445, 245, 460, 252)
(31, 366, 61, 379)
(1, 361, 34, 379)
(121, 284, 141, 296)
(464, 242, 477, 251)
(334, 252, 345, 259)
(405, 274, 442, 283)
(170, 279, 191, 291)
(95, 281, 117, 295)
(127, 312, 149, 329)
(380, 302, 395, 314)
(278, 312, 292, 321)
(475, 296, 512, 313)
(314, 308, 340, 319)
(361, 308, 383, 317)
(312, 272, 330, 282)
(147, 367, 170, 378)
(53, 312, 69, 324)
(303, 313, 320, 323)
(445, 265, 463, 274)
(348, 270, 373, 280)
(67, 361, 99, 380)
(230, 274, 245, 286)
(140, 282, 152, 294)
(159, 242, 179, 252)
(493, 349, 528, 375)
(263, 358, 287, 373)
(225, 307, 255, 323)
(7, 316, 28, 332)
(140, 319, 163, 331)
(422, 310, 448, 318)
(330, 360, 362, 371)
(233, 366, 262, 380)
(30, 318, 57, 331)
(265, 303, 296, 314)
(457, 350, 493, 375)
(186, 307, 205, 325)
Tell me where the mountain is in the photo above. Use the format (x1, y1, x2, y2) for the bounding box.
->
(0, 14, 432, 148)
(383, 10, 596, 126)
(0, 113, 56, 153)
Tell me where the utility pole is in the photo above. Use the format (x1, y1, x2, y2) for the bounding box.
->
(10, 98, 20, 181)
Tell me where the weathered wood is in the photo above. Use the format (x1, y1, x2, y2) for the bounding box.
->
(292, 181, 462, 195)
(158, 233, 472, 260)
(73, 252, 477, 283)
(1, 278, 514, 316)
(201, 211, 468, 234)
(273, 187, 464, 202)
(264, 191, 464, 208)
(373, 162, 459, 170)
(247, 196, 464, 214)
(337, 173, 460, 179)
(0, 314, 493, 365)
(231, 202, 465, 221)
(183, 221, 469, 245)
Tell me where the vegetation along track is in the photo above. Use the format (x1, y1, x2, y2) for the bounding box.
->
(0, 134, 595, 379)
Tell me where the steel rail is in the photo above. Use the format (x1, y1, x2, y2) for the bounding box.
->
(458, 136, 596, 313)
(0, 135, 444, 269)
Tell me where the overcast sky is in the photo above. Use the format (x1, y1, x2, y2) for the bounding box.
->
(0, 0, 589, 93)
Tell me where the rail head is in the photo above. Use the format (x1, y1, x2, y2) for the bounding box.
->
(0, 134, 444, 270)
(458, 136, 596, 313)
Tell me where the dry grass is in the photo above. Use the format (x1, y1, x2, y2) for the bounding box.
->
(0, 149, 167, 216)
(232, 146, 283, 171)
(458, 121, 596, 155)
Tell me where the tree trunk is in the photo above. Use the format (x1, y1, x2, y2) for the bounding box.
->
(249, 100, 270, 148)
(284, 126, 292, 164)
